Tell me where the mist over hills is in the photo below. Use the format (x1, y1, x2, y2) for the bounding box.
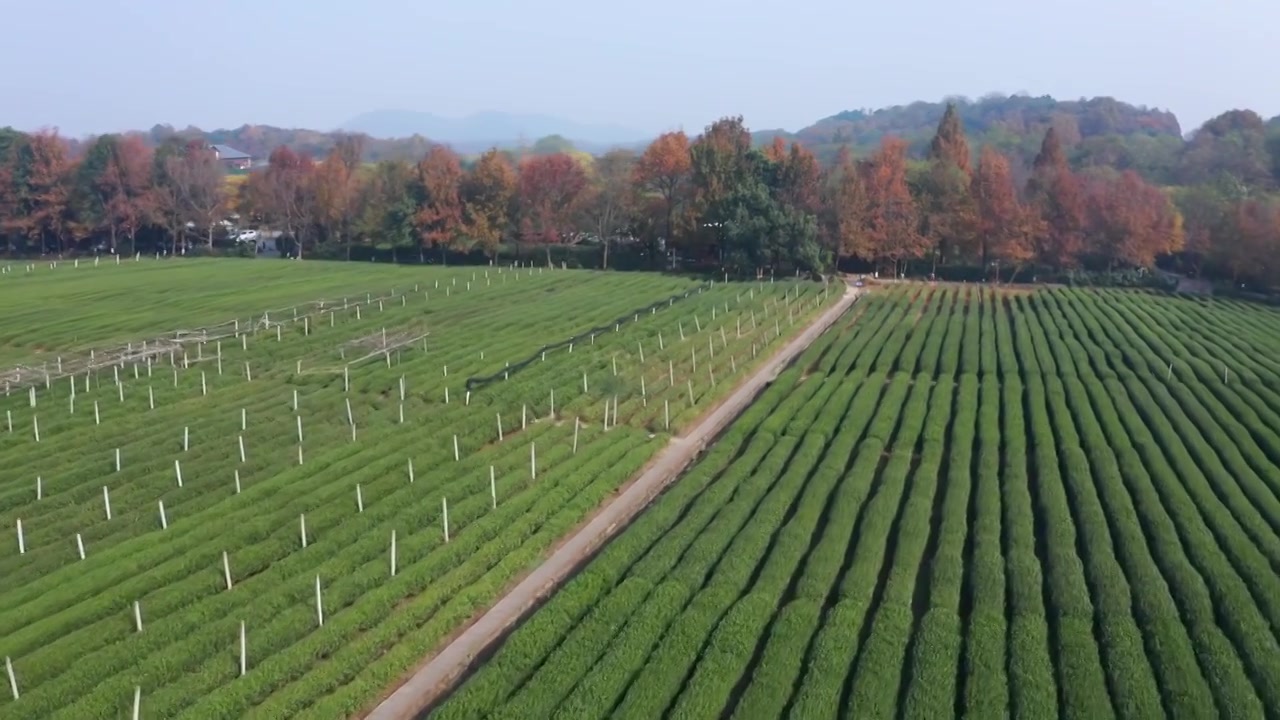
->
(339, 110, 649, 154)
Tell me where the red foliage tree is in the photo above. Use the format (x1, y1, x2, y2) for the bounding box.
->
(517, 153, 588, 249)
(973, 146, 1036, 279)
(461, 149, 517, 258)
(862, 137, 925, 275)
(634, 131, 692, 248)
(416, 145, 466, 256)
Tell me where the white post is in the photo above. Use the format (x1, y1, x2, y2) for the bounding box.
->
(315, 575, 324, 627)
(158, 500, 168, 529)
(442, 497, 450, 542)
(296, 416, 303, 444)
(1167, 362, 1173, 380)
(531, 442, 537, 480)
(445, 387, 450, 404)
(612, 354, 618, 376)
(117, 382, 124, 403)
(490, 466, 497, 508)
(399, 376, 405, 402)
(300, 514, 307, 548)
(5, 655, 17, 700)
(549, 389, 555, 417)
(638, 341, 644, 363)
(35, 476, 41, 500)
(688, 379, 695, 404)
(29, 386, 35, 408)
(174, 459, 183, 487)
(238, 435, 246, 463)
(573, 417, 580, 454)
(343, 366, 349, 393)
(522, 404, 527, 429)
(453, 434, 460, 461)
(115, 448, 121, 472)
(345, 398, 354, 426)
(293, 389, 298, 411)
(234, 469, 242, 494)
(659, 332, 664, 350)
(183, 426, 189, 451)
(669, 360, 675, 386)
(239, 621, 247, 676)
(33, 415, 39, 443)
(298, 445, 304, 465)
(223, 551, 233, 590)
(582, 372, 588, 393)
(357, 484, 364, 512)
(691, 347, 697, 373)
(390, 530, 397, 576)
(241, 407, 247, 431)
(134, 600, 143, 632)
(201, 371, 207, 396)
(398, 404, 404, 424)
(103, 485, 112, 520)
(76, 533, 86, 560)
(15, 519, 24, 555)
(132, 686, 141, 720)
(665, 400, 670, 430)
(641, 376, 647, 404)
(408, 459, 415, 483)
(148, 386, 154, 410)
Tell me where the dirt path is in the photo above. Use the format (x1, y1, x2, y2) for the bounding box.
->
(363, 283, 862, 720)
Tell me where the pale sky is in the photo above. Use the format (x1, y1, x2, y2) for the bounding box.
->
(6, 0, 1277, 138)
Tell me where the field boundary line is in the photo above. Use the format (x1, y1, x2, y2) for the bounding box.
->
(363, 283, 862, 720)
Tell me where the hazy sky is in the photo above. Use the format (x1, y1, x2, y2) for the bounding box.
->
(6, 0, 1277, 138)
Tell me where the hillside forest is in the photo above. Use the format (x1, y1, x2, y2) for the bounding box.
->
(2, 95, 1279, 288)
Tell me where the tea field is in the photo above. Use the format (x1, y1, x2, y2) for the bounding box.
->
(0, 257, 834, 718)
(432, 285, 1280, 720)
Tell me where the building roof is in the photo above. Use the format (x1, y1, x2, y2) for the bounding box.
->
(211, 144, 251, 160)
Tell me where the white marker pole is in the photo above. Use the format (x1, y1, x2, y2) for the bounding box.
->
(442, 498, 449, 543)
(234, 469, 242, 494)
(174, 459, 183, 487)
(223, 551, 233, 590)
(115, 448, 121, 472)
(408, 459, 415, 484)
(158, 500, 168, 529)
(6, 655, 18, 700)
(300, 514, 308, 548)
(356, 484, 364, 513)
(238, 435, 246, 463)
(296, 416, 303, 444)
(496, 414, 503, 442)
(134, 600, 143, 632)
(239, 621, 247, 676)
(16, 519, 24, 555)
(35, 477, 41, 500)
(76, 533, 86, 560)
(315, 575, 324, 627)
(132, 686, 141, 720)
(490, 466, 497, 509)
(531, 442, 537, 480)
(103, 486, 112, 520)
(573, 417, 580, 454)
(390, 531, 397, 577)
(453, 434, 460, 462)
(183, 426, 189, 451)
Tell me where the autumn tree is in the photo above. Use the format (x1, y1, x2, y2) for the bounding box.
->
(355, 160, 419, 261)
(917, 103, 977, 273)
(1083, 170, 1185, 269)
(581, 149, 636, 269)
(5, 131, 76, 255)
(516, 153, 589, 259)
(415, 145, 466, 259)
(311, 146, 362, 258)
(1026, 127, 1086, 267)
(255, 146, 314, 249)
(863, 137, 925, 276)
(820, 147, 868, 259)
(460, 149, 517, 259)
(775, 142, 822, 216)
(634, 131, 692, 255)
(157, 140, 225, 251)
(972, 146, 1035, 280)
(75, 134, 154, 253)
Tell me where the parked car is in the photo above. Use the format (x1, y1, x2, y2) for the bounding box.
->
(237, 230, 260, 242)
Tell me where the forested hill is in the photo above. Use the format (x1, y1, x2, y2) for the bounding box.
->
(755, 94, 1186, 168)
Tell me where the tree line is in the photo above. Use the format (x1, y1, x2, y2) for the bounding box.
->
(1, 108, 1276, 286)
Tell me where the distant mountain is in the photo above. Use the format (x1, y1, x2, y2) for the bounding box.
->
(340, 110, 649, 150)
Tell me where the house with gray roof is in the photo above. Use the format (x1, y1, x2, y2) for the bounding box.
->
(210, 144, 252, 170)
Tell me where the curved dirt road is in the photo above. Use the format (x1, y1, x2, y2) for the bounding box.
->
(365, 283, 861, 720)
